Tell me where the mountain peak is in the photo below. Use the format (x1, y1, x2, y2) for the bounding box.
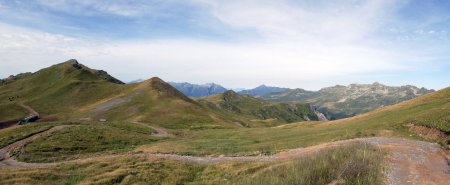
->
(256, 84, 267, 88)
(222, 90, 241, 101)
(141, 77, 195, 103)
(238, 85, 290, 96)
(224, 90, 238, 95)
(168, 82, 228, 97)
(56, 59, 84, 69)
(28, 59, 124, 85)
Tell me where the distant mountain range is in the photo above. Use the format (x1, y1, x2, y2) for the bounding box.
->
(237, 85, 290, 96)
(168, 82, 228, 97)
(155, 81, 434, 120)
(167, 83, 290, 98)
(261, 82, 434, 119)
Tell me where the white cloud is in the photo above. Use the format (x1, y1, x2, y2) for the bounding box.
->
(196, 0, 399, 43)
(0, 22, 443, 89)
(0, 0, 448, 90)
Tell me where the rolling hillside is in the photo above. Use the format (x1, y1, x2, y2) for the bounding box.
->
(198, 90, 318, 127)
(0, 60, 237, 129)
(143, 86, 449, 157)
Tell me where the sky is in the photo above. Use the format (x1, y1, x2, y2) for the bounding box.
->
(0, 0, 449, 90)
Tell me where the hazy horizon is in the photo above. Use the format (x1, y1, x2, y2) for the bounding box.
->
(1, 0, 449, 90)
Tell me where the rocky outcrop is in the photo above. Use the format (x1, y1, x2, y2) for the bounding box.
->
(314, 110, 328, 121)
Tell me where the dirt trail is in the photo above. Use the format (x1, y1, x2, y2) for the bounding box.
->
(0, 125, 69, 168)
(365, 137, 450, 185)
(132, 122, 171, 137)
(278, 137, 449, 185)
(18, 103, 39, 116)
(0, 126, 448, 184)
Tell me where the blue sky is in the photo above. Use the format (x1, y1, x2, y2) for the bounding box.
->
(0, 0, 449, 90)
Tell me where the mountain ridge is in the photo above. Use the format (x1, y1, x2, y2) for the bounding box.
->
(169, 82, 228, 97)
(238, 85, 290, 96)
(262, 82, 434, 119)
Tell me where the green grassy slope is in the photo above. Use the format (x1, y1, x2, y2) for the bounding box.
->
(0, 59, 237, 129)
(17, 123, 158, 163)
(197, 90, 318, 127)
(0, 59, 127, 120)
(95, 78, 237, 129)
(0, 88, 450, 161)
(327, 86, 450, 132)
(12, 86, 443, 161)
(138, 87, 449, 156)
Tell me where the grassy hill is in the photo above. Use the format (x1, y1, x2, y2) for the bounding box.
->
(197, 90, 318, 127)
(89, 77, 236, 129)
(136, 86, 449, 156)
(0, 59, 237, 129)
(0, 59, 126, 121)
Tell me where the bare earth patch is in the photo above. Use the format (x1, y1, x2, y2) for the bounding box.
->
(407, 123, 449, 141)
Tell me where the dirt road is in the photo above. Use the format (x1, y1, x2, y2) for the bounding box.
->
(0, 125, 448, 184)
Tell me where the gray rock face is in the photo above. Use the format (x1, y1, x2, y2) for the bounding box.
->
(169, 82, 228, 97)
(314, 110, 329, 121)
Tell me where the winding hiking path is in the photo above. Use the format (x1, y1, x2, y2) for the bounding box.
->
(0, 125, 69, 168)
(132, 122, 171, 137)
(0, 125, 448, 185)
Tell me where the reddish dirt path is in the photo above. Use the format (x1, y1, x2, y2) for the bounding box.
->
(366, 137, 450, 185)
(0, 126, 448, 184)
